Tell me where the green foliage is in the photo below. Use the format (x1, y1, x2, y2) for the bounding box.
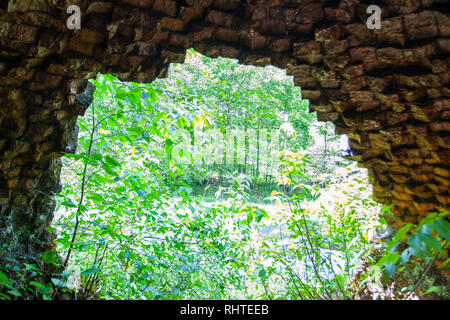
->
(54, 73, 257, 299)
(51, 69, 380, 300)
(375, 212, 449, 283)
(0, 254, 71, 300)
(250, 151, 382, 299)
(43, 51, 447, 301)
(151, 49, 315, 183)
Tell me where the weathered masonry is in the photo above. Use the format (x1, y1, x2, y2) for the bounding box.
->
(0, 0, 449, 272)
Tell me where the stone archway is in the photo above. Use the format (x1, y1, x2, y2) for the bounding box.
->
(0, 0, 449, 274)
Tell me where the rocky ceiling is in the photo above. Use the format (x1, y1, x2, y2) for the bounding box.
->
(0, 0, 449, 270)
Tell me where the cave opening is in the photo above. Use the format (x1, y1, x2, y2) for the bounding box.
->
(49, 49, 391, 300)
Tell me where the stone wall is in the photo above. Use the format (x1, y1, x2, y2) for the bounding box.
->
(0, 0, 449, 271)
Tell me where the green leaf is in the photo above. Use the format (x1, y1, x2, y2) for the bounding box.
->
(102, 162, 118, 176)
(380, 205, 393, 215)
(432, 219, 450, 242)
(407, 234, 432, 260)
(24, 263, 35, 271)
(420, 234, 442, 251)
(258, 268, 266, 279)
(92, 173, 108, 184)
(136, 189, 146, 197)
(247, 212, 253, 225)
(61, 199, 77, 208)
(64, 153, 83, 160)
(393, 223, 413, 242)
(51, 278, 65, 287)
(92, 221, 104, 229)
(255, 209, 265, 223)
(87, 193, 103, 203)
(7, 289, 22, 297)
(180, 187, 192, 195)
(41, 251, 60, 265)
(384, 262, 396, 281)
(0, 293, 11, 300)
(81, 267, 101, 276)
(0, 271, 10, 286)
(150, 91, 158, 103)
(29, 281, 42, 289)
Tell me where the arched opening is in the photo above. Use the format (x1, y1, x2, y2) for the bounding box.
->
(48, 49, 393, 300)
